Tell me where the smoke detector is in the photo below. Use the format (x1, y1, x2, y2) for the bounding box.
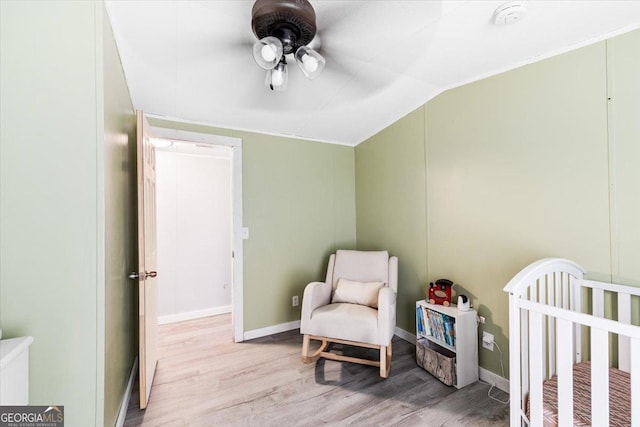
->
(494, 1, 527, 26)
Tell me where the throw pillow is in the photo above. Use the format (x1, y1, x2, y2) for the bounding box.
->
(331, 278, 384, 308)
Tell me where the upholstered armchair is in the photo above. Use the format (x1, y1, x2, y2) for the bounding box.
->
(300, 250, 398, 378)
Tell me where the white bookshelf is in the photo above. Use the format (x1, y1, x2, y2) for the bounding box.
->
(415, 300, 479, 389)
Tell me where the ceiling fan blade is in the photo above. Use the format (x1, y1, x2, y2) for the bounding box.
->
(320, 51, 392, 93)
(313, 1, 369, 36)
(178, 36, 254, 65)
(177, 1, 255, 61)
(314, 1, 443, 77)
(179, 1, 253, 37)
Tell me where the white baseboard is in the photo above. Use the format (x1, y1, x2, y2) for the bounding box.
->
(115, 356, 138, 427)
(243, 320, 301, 341)
(394, 327, 416, 344)
(479, 367, 510, 393)
(158, 306, 232, 325)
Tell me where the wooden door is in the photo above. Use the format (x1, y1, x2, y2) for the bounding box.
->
(135, 110, 158, 409)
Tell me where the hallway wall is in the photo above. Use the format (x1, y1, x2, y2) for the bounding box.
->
(103, 6, 138, 426)
(0, 1, 137, 425)
(156, 144, 232, 320)
(1, 2, 101, 424)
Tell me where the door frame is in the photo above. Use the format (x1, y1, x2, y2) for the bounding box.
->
(148, 122, 245, 342)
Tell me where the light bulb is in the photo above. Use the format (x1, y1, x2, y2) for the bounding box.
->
(271, 68, 283, 86)
(252, 36, 283, 70)
(302, 55, 318, 73)
(261, 44, 276, 62)
(294, 46, 325, 80)
(265, 60, 288, 91)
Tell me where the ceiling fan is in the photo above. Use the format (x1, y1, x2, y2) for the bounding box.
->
(251, 0, 326, 91)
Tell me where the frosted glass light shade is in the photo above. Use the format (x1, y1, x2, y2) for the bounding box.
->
(253, 36, 283, 70)
(294, 46, 325, 80)
(265, 61, 288, 91)
(150, 138, 173, 149)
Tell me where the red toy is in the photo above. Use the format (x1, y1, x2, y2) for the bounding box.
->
(428, 279, 454, 306)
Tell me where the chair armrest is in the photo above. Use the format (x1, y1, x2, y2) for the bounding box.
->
(301, 281, 332, 324)
(377, 287, 397, 345)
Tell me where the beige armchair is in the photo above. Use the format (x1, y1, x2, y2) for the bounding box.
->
(300, 250, 398, 378)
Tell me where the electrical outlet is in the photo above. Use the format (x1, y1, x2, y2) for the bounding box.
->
(482, 331, 494, 351)
(292, 295, 299, 307)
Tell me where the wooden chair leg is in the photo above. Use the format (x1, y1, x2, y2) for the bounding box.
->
(302, 334, 311, 360)
(380, 342, 392, 378)
(380, 345, 388, 378)
(304, 335, 392, 376)
(302, 335, 328, 364)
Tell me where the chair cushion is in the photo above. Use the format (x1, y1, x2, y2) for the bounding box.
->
(331, 278, 384, 308)
(307, 303, 380, 344)
(331, 250, 389, 288)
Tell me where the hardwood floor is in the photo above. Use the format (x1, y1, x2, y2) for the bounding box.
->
(124, 315, 509, 426)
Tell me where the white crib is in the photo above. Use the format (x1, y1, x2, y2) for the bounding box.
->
(504, 258, 640, 426)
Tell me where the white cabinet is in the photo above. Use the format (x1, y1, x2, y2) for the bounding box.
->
(415, 300, 478, 389)
(0, 336, 34, 405)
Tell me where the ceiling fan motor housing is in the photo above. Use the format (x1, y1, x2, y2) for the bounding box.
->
(251, 0, 317, 54)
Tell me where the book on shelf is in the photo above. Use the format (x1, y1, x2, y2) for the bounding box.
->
(443, 318, 455, 346)
(421, 306, 429, 335)
(419, 305, 456, 347)
(416, 306, 424, 336)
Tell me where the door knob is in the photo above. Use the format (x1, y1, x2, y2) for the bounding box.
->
(128, 272, 146, 280)
(146, 271, 158, 278)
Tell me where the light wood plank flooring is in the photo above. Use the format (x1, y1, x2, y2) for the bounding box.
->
(124, 314, 509, 426)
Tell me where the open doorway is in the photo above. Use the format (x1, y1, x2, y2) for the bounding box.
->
(156, 141, 232, 322)
(149, 126, 244, 342)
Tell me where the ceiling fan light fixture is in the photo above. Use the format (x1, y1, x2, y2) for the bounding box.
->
(150, 138, 173, 149)
(294, 46, 325, 80)
(253, 36, 283, 69)
(251, 0, 323, 89)
(265, 59, 288, 91)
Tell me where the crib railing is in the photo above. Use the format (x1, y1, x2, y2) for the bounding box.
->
(504, 258, 640, 427)
(582, 279, 640, 373)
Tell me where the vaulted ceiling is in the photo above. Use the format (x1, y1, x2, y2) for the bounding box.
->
(105, 1, 640, 146)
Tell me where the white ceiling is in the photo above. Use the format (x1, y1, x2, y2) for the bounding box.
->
(105, 1, 640, 146)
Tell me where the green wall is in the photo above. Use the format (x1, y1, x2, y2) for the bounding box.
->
(426, 42, 611, 376)
(607, 30, 640, 326)
(355, 108, 428, 331)
(0, 1, 100, 424)
(607, 30, 640, 289)
(148, 119, 357, 331)
(355, 29, 640, 377)
(102, 9, 137, 427)
(0, 2, 136, 425)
